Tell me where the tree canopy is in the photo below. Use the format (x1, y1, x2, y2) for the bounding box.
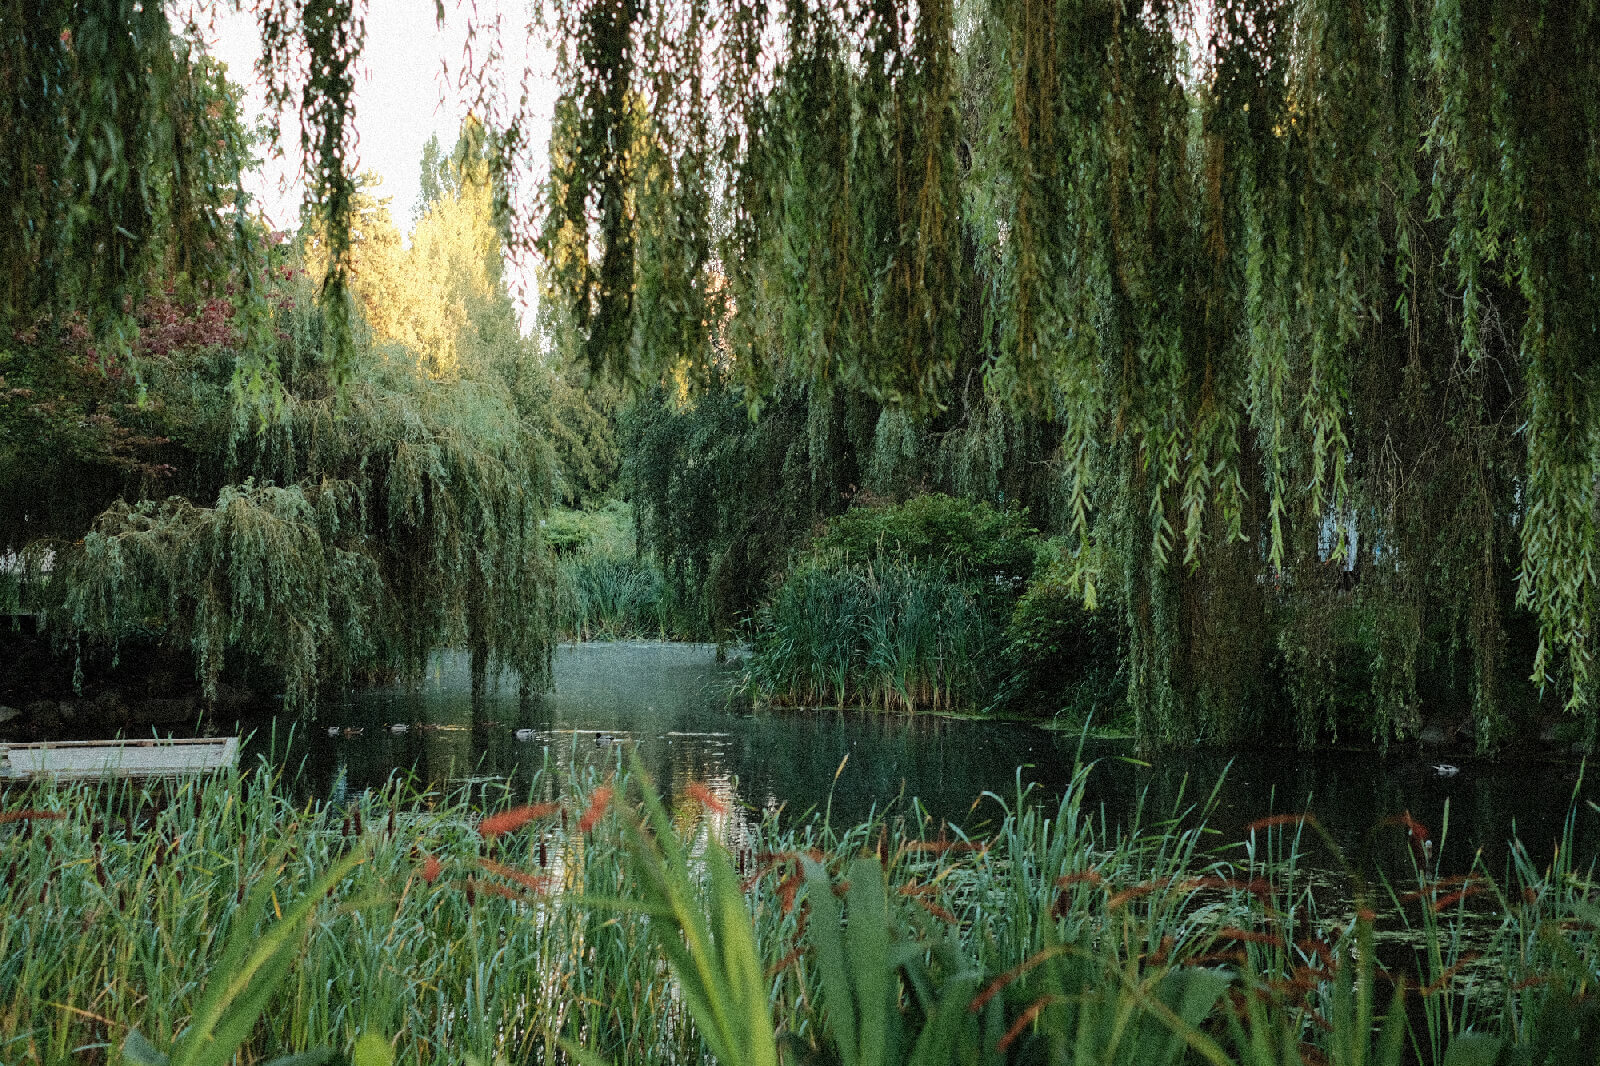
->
(548, 0, 1599, 746)
(4, 1, 1598, 745)
(1, 35, 557, 707)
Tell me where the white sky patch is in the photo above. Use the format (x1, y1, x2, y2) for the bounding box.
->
(192, 0, 559, 330)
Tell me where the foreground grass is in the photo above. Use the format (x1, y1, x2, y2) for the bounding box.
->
(1, 756, 1597, 1066)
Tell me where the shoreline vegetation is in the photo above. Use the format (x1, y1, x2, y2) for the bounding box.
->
(7, 1, 1600, 759)
(2, 755, 1596, 1066)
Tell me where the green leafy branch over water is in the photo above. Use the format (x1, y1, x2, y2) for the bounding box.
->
(3, 756, 1598, 1064)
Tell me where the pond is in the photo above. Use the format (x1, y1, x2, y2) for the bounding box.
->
(254, 642, 1600, 883)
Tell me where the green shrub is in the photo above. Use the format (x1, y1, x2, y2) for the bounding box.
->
(544, 501, 636, 557)
(811, 493, 1044, 597)
(989, 555, 1125, 723)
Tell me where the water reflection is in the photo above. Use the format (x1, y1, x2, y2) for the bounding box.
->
(252, 643, 1600, 881)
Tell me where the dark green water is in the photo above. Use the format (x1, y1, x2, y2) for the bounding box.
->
(253, 642, 1600, 881)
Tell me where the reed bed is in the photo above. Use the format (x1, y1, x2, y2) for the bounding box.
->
(2, 756, 1597, 1066)
(749, 561, 994, 712)
(554, 554, 667, 641)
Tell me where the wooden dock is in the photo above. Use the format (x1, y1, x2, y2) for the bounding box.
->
(0, 737, 240, 781)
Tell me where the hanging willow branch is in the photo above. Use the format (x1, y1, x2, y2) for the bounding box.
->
(7, 0, 1598, 742)
(522, 0, 1599, 743)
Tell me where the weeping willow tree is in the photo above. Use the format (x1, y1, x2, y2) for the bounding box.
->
(6, 1, 1597, 745)
(1, 17, 557, 710)
(529, 0, 1599, 749)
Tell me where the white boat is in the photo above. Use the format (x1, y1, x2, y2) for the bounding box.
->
(0, 737, 240, 781)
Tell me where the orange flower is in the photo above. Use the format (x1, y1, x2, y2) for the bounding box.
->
(421, 854, 443, 884)
(478, 802, 560, 838)
(577, 787, 613, 834)
(683, 782, 728, 815)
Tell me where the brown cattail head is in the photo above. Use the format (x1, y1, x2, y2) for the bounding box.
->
(421, 854, 443, 884)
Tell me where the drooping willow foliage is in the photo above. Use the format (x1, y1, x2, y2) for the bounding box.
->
(2, 42, 559, 710)
(537, 0, 1600, 747)
(1, 0, 371, 385)
(0, 2, 259, 354)
(5, 2, 1597, 746)
(18, 271, 557, 710)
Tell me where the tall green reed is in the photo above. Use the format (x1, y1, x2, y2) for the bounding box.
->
(3, 753, 1598, 1065)
(554, 553, 667, 641)
(750, 560, 992, 712)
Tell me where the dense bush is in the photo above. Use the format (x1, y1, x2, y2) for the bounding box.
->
(746, 494, 1059, 712)
(810, 493, 1043, 596)
(989, 556, 1125, 725)
(543, 500, 636, 557)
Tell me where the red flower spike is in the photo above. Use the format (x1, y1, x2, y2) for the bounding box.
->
(577, 787, 613, 834)
(478, 802, 560, 838)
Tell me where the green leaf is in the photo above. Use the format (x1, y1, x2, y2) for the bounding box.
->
(557, 1037, 616, 1066)
(351, 1033, 394, 1066)
(801, 855, 858, 1066)
(1442, 1033, 1503, 1066)
(123, 1030, 169, 1066)
(168, 849, 364, 1066)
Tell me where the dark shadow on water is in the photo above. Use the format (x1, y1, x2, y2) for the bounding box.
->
(246, 642, 1600, 883)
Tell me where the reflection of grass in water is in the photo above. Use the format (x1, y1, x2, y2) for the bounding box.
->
(6, 757, 1597, 1065)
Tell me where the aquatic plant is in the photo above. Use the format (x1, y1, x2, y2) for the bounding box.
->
(749, 559, 993, 711)
(555, 552, 668, 641)
(3, 755, 1599, 1065)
